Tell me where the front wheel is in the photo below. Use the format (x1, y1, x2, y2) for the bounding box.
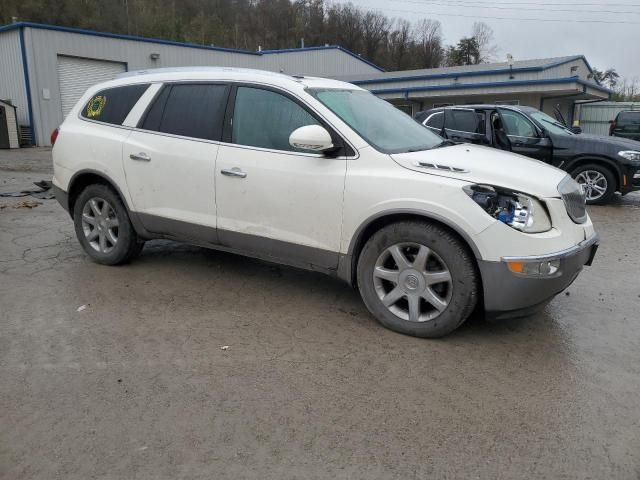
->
(357, 221, 479, 338)
(571, 163, 616, 205)
(73, 184, 144, 265)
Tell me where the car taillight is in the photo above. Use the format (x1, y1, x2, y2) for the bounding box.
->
(609, 121, 616, 136)
(50, 127, 59, 146)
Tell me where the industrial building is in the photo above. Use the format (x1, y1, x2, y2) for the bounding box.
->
(1, 21, 610, 146)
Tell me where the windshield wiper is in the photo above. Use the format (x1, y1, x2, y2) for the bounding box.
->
(432, 140, 457, 149)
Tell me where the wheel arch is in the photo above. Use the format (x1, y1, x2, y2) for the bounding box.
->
(565, 156, 622, 191)
(67, 169, 132, 219)
(342, 210, 483, 289)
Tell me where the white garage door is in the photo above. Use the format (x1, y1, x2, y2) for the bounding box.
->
(57, 56, 126, 118)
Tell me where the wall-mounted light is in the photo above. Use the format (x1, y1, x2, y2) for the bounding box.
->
(150, 53, 160, 60)
(570, 66, 578, 75)
(507, 54, 514, 79)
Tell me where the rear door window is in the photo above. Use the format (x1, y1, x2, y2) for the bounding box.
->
(82, 84, 149, 125)
(140, 83, 229, 141)
(449, 109, 485, 134)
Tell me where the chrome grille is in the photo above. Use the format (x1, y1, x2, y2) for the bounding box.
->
(558, 176, 587, 224)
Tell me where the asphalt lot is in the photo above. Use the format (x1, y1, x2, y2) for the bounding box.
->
(1, 148, 639, 480)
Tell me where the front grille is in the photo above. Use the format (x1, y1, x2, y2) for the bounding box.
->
(558, 176, 587, 224)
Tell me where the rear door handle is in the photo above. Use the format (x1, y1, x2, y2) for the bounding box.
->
(221, 167, 247, 178)
(129, 152, 151, 162)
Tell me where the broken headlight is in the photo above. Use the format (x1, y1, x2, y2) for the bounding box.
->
(463, 184, 552, 233)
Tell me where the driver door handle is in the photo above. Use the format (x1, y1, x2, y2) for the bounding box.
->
(129, 152, 151, 162)
(221, 167, 247, 178)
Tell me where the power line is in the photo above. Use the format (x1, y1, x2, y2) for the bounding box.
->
(392, 0, 640, 15)
(342, 0, 640, 24)
(400, 0, 640, 6)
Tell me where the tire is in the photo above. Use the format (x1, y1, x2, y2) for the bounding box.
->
(357, 221, 479, 338)
(73, 184, 144, 265)
(570, 163, 616, 205)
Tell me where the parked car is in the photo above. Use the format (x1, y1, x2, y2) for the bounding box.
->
(415, 105, 640, 204)
(52, 68, 598, 338)
(609, 110, 640, 142)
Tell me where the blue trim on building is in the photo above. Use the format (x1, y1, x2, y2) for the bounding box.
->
(352, 55, 592, 86)
(17, 27, 36, 145)
(0, 22, 385, 71)
(369, 76, 612, 96)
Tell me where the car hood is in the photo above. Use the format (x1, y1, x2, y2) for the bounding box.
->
(391, 144, 567, 198)
(577, 133, 640, 149)
(552, 132, 640, 153)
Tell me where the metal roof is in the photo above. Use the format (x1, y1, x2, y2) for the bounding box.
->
(0, 21, 385, 72)
(340, 56, 594, 83)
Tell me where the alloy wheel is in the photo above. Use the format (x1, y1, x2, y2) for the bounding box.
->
(373, 242, 453, 323)
(575, 170, 608, 202)
(81, 197, 119, 254)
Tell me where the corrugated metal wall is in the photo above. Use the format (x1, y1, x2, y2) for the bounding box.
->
(18, 27, 379, 145)
(0, 30, 28, 127)
(577, 102, 640, 135)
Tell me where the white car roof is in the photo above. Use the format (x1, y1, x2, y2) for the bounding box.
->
(101, 67, 362, 93)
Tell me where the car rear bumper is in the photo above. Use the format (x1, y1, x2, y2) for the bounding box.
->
(479, 233, 599, 320)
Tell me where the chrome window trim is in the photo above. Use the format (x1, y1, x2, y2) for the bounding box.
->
(77, 79, 360, 159)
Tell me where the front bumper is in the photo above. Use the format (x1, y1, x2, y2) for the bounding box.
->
(479, 233, 599, 320)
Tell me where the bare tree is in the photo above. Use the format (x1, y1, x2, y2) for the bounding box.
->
(413, 19, 443, 69)
(387, 18, 412, 70)
(361, 10, 390, 60)
(471, 22, 498, 63)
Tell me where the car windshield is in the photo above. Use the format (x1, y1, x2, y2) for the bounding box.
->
(308, 89, 444, 154)
(528, 110, 574, 136)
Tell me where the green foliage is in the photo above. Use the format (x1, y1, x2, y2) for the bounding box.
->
(1, 0, 493, 70)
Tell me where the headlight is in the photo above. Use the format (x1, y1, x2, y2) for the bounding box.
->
(463, 184, 552, 233)
(618, 150, 640, 162)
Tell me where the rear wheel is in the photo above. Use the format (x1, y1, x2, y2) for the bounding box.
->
(357, 221, 479, 338)
(73, 184, 144, 265)
(571, 163, 616, 205)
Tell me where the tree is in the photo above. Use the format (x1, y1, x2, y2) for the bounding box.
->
(471, 22, 498, 63)
(592, 68, 620, 89)
(446, 37, 480, 66)
(386, 18, 413, 70)
(413, 19, 443, 69)
(361, 10, 389, 61)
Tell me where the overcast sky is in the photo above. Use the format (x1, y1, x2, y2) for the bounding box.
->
(331, 0, 640, 79)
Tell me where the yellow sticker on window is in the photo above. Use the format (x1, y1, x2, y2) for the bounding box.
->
(87, 95, 107, 118)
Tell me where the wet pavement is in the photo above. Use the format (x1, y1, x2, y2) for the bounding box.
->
(1, 149, 639, 479)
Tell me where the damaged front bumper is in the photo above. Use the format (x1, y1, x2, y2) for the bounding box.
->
(479, 233, 599, 320)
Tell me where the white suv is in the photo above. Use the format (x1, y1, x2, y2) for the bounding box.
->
(52, 68, 598, 338)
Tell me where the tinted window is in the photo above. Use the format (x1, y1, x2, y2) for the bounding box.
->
(617, 112, 640, 126)
(232, 87, 320, 152)
(450, 110, 484, 133)
(499, 109, 537, 137)
(141, 84, 228, 141)
(82, 84, 149, 125)
(425, 112, 444, 129)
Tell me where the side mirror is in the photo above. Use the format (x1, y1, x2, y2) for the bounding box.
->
(289, 125, 334, 153)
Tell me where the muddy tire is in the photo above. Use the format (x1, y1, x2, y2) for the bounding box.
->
(73, 184, 144, 265)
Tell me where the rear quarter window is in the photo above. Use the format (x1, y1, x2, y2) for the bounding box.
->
(81, 84, 149, 125)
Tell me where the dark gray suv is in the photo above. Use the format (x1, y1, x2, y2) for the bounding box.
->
(610, 110, 640, 142)
(415, 105, 640, 204)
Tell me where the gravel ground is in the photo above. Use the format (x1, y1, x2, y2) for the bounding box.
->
(1, 148, 639, 479)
